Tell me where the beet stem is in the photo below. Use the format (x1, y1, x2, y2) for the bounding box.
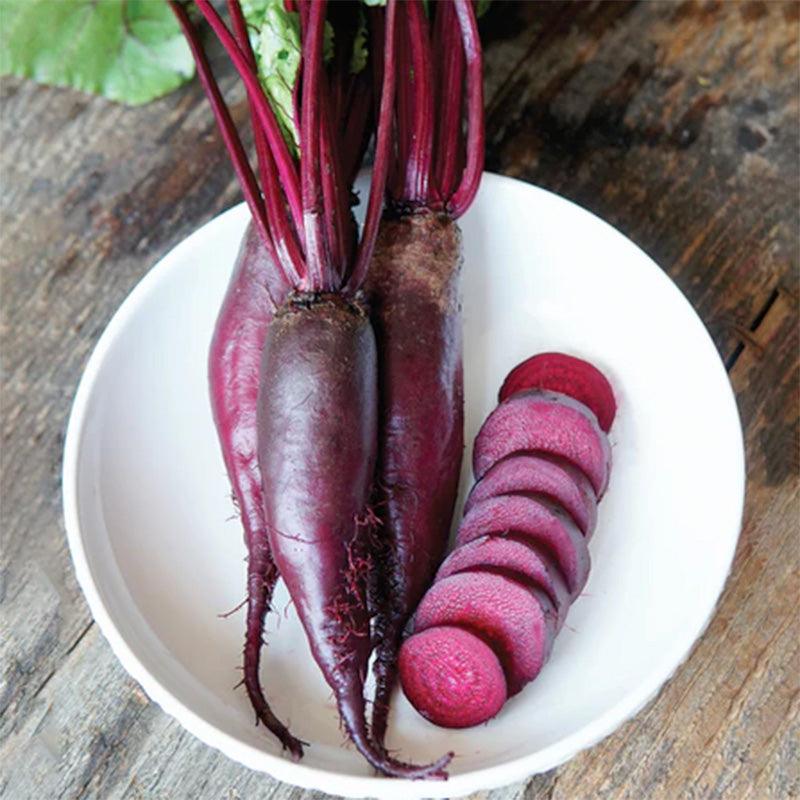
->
(226, 0, 269, 193)
(448, 0, 484, 218)
(300, 0, 332, 290)
(226, 0, 305, 286)
(196, 0, 305, 242)
(169, 1, 288, 300)
(433, 2, 465, 201)
(346, 0, 398, 292)
(318, 73, 353, 280)
(403, 0, 434, 204)
(392, 7, 413, 201)
(340, 71, 374, 187)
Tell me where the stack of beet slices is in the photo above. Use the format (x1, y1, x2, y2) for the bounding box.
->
(399, 353, 617, 728)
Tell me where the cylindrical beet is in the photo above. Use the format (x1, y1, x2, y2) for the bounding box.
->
(365, 212, 464, 743)
(258, 295, 377, 722)
(208, 223, 301, 755)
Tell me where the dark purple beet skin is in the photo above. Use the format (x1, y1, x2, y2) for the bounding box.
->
(208, 222, 300, 755)
(257, 294, 450, 778)
(365, 212, 464, 742)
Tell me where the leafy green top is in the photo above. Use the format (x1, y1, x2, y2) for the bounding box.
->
(241, 0, 367, 154)
(0, 0, 194, 105)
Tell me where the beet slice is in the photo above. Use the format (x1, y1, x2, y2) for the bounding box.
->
(412, 572, 555, 696)
(464, 453, 598, 537)
(499, 352, 617, 432)
(398, 626, 507, 728)
(473, 390, 611, 497)
(435, 535, 571, 630)
(455, 494, 590, 597)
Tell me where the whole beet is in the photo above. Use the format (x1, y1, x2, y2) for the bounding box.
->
(257, 294, 449, 778)
(365, 212, 464, 743)
(208, 222, 301, 756)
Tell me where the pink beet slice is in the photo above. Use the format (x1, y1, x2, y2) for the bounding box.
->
(455, 495, 590, 597)
(473, 390, 611, 497)
(435, 535, 571, 630)
(499, 352, 617, 432)
(413, 572, 555, 696)
(464, 453, 598, 537)
(399, 626, 507, 728)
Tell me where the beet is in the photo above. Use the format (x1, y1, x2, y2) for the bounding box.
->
(208, 223, 298, 754)
(435, 535, 571, 630)
(499, 352, 617, 432)
(456, 495, 590, 597)
(399, 626, 507, 728)
(366, 212, 464, 742)
(412, 572, 555, 696)
(464, 453, 598, 537)
(257, 296, 389, 768)
(473, 390, 611, 497)
(367, 0, 484, 746)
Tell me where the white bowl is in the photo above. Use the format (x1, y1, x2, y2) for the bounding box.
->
(63, 174, 745, 798)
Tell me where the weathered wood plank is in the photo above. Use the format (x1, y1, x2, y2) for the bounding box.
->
(1, 2, 797, 798)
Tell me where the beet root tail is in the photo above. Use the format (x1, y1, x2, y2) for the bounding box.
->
(338, 682, 452, 779)
(369, 630, 400, 747)
(243, 555, 306, 759)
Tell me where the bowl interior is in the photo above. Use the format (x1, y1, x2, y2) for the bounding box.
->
(65, 175, 744, 797)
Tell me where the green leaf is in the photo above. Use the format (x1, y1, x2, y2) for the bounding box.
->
(0, 0, 195, 106)
(476, 0, 492, 17)
(243, 0, 344, 154)
(249, 0, 302, 153)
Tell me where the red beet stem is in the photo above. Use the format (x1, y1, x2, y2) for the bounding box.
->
(347, 0, 398, 292)
(391, 8, 413, 201)
(196, 0, 304, 242)
(225, 0, 268, 191)
(300, 0, 333, 290)
(340, 71, 374, 187)
(225, 0, 305, 286)
(433, 1, 465, 201)
(448, 0, 484, 218)
(403, 0, 434, 204)
(387, 0, 482, 217)
(169, 1, 287, 299)
(318, 73, 353, 281)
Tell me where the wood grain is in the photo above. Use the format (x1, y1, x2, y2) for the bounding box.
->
(1, 2, 797, 798)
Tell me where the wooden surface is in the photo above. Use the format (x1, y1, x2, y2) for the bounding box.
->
(1, 1, 798, 797)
